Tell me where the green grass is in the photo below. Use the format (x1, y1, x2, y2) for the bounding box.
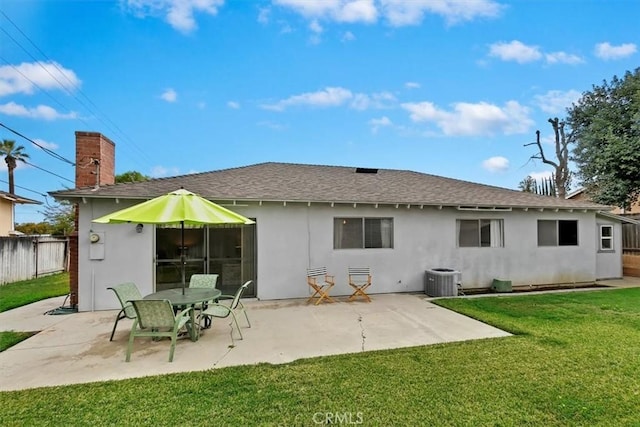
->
(0, 272, 69, 312)
(0, 331, 36, 352)
(2, 288, 640, 426)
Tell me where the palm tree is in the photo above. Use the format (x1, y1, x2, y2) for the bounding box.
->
(0, 139, 30, 194)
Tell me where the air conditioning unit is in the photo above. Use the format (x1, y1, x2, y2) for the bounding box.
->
(424, 268, 462, 297)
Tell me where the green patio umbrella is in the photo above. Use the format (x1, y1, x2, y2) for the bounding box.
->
(93, 188, 255, 294)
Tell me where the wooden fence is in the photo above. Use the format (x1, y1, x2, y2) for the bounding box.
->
(622, 223, 640, 277)
(0, 236, 69, 285)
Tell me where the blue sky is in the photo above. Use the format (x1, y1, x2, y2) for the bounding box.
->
(1, 0, 638, 224)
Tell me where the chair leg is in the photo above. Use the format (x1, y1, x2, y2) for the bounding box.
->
(230, 312, 243, 340)
(168, 335, 176, 362)
(110, 310, 125, 341)
(239, 302, 251, 328)
(125, 320, 138, 362)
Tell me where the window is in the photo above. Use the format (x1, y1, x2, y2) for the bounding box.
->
(457, 219, 503, 247)
(334, 218, 393, 249)
(537, 220, 578, 246)
(599, 225, 614, 251)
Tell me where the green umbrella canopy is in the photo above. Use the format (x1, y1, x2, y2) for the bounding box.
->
(92, 189, 255, 225)
(92, 188, 254, 294)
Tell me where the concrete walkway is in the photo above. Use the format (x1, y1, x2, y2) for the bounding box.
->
(0, 293, 510, 391)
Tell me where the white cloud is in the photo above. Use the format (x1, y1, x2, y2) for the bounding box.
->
(257, 7, 270, 24)
(528, 170, 553, 181)
(381, 0, 503, 26)
(0, 101, 77, 120)
(227, 101, 240, 109)
(489, 40, 542, 63)
(0, 61, 80, 97)
(405, 82, 421, 89)
(274, 0, 377, 23)
(309, 19, 323, 33)
(32, 138, 59, 150)
(124, 0, 224, 33)
(257, 120, 287, 130)
(482, 156, 509, 172)
(342, 31, 356, 42)
(533, 90, 582, 114)
(160, 88, 177, 102)
(150, 165, 180, 177)
(545, 51, 584, 65)
(261, 87, 353, 111)
(401, 100, 534, 136)
(261, 87, 396, 111)
(350, 91, 396, 110)
(594, 42, 637, 60)
(369, 116, 392, 133)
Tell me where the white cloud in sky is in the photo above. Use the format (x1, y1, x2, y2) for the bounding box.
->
(309, 19, 323, 33)
(160, 88, 177, 102)
(369, 116, 392, 133)
(342, 31, 356, 42)
(401, 100, 533, 136)
(0, 61, 80, 97)
(489, 40, 542, 63)
(261, 87, 396, 111)
(489, 40, 584, 65)
(150, 165, 180, 177)
(545, 51, 584, 65)
(124, 0, 224, 33)
(533, 89, 581, 114)
(594, 42, 637, 60)
(528, 170, 553, 180)
(257, 7, 270, 24)
(482, 156, 509, 172)
(381, 0, 503, 26)
(32, 138, 59, 150)
(257, 120, 287, 130)
(227, 101, 240, 109)
(405, 82, 421, 89)
(273, 0, 378, 23)
(0, 101, 77, 120)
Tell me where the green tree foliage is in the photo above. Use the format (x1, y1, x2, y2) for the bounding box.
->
(0, 139, 30, 194)
(568, 68, 640, 209)
(14, 222, 51, 235)
(42, 200, 75, 236)
(115, 170, 150, 183)
(519, 174, 569, 197)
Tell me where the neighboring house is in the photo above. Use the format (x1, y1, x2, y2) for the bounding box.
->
(52, 132, 627, 312)
(567, 188, 640, 216)
(0, 191, 41, 236)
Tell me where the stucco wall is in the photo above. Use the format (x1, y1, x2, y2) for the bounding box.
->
(0, 198, 13, 236)
(78, 199, 620, 311)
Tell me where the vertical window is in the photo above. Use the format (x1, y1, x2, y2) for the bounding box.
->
(599, 225, 614, 251)
(537, 220, 578, 246)
(334, 218, 393, 249)
(457, 219, 503, 247)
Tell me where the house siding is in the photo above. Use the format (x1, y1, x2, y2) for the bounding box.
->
(80, 199, 617, 311)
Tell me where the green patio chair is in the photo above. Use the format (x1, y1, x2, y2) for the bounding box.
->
(107, 282, 142, 341)
(198, 280, 252, 344)
(126, 299, 193, 362)
(189, 274, 220, 328)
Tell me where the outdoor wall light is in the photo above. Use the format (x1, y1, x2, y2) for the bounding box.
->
(135, 223, 144, 233)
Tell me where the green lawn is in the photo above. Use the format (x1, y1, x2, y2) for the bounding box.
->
(0, 272, 69, 312)
(1, 287, 639, 425)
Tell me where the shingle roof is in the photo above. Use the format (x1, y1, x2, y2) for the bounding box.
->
(49, 162, 607, 210)
(0, 191, 41, 205)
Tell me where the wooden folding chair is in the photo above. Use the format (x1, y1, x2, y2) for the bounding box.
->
(348, 267, 372, 302)
(306, 267, 336, 305)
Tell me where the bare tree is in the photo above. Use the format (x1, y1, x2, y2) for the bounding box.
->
(524, 118, 572, 198)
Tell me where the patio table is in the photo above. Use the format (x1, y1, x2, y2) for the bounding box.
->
(143, 288, 221, 341)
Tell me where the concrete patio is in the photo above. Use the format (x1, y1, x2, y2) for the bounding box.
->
(0, 293, 511, 391)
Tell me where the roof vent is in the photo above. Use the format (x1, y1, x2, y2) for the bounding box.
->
(355, 167, 378, 174)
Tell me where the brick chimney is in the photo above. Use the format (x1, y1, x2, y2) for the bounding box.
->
(75, 131, 115, 188)
(69, 132, 116, 308)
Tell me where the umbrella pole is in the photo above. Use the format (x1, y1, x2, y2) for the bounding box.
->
(181, 221, 186, 295)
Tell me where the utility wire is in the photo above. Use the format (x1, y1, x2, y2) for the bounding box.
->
(0, 122, 76, 165)
(0, 12, 155, 168)
(0, 178, 48, 198)
(23, 160, 74, 183)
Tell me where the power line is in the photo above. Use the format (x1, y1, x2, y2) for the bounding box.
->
(0, 178, 48, 198)
(0, 122, 76, 165)
(0, 11, 155, 168)
(23, 160, 74, 183)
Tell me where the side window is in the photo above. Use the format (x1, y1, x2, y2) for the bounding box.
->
(334, 217, 394, 249)
(599, 225, 614, 251)
(457, 219, 504, 247)
(538, 220, 578, 246)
